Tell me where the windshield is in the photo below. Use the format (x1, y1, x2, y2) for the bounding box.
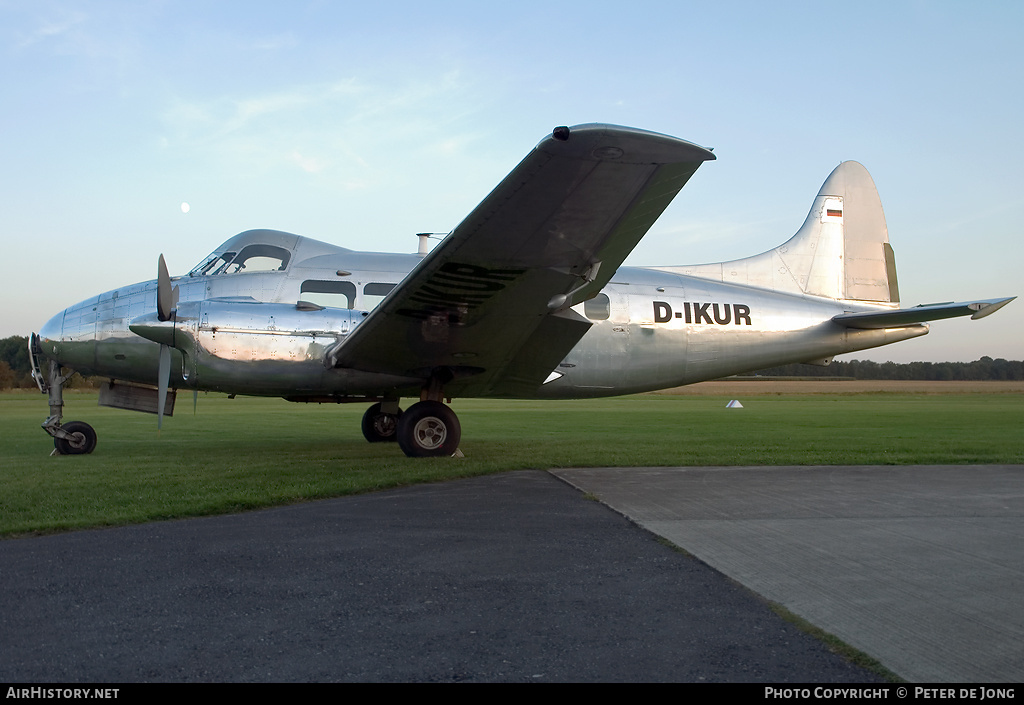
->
(189, 252, 236, 277)
(188, 244, 291, 277)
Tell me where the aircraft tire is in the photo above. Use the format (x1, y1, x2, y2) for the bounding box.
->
(397, 401, 461, 457)
(54, 421, 98, 455)
(361, 403, 403, 443)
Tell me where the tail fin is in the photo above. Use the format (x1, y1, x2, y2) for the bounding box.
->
(658, 161, 900, 304)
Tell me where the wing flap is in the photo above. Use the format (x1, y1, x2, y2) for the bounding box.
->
(832, 297, 1015, 329)
(472, 308, 593, 398)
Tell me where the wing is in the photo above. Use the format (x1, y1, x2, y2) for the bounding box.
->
(328, 124, 715, 397)
(832, 297, 1015, 329)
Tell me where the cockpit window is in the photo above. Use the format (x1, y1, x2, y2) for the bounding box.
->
(189, 252, 236, 277)
(188, 244, 291, 277)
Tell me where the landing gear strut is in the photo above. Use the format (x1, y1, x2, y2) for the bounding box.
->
(31, 340, 98, 455)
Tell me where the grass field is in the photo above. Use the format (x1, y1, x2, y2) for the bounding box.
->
(2, 382, 1022, 536)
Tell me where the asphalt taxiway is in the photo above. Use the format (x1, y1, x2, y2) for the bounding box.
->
(2, 465, 1020, 682)
(1, 471, 872, 683)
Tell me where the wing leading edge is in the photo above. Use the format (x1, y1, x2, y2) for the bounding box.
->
(328, 124, 716, 397)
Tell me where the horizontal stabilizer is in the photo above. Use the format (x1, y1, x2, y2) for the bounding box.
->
(832, 297, 1015, 329)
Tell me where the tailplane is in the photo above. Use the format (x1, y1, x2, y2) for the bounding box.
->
(657, 161, 900, 304)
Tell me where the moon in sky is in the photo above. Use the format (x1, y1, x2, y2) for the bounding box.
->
(180, 202, 190, 214)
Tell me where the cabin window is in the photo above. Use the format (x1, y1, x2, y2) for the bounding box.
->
(300, 280, 357, 309)
(584, 293, 610, 321)
(362, 282, 396, 310)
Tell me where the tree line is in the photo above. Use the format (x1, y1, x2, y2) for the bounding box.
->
(754, 357, 1024, 380)
(0, 336, 33, 389)
(0, 335, 95, 389)
(1, 334, 1021, 389)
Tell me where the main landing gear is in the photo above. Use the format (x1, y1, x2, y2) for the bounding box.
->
(361, 401, 403, 443)
(30, 336, 98, 455)
(362, 376, 462, 457)
(396, 401, 460, 457)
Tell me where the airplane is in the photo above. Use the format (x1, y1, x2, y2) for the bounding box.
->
(29, 123, 1014, 457)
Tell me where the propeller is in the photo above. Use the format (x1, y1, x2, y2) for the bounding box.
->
(157, 254, 178, 322)
(156, 255, 179, 430)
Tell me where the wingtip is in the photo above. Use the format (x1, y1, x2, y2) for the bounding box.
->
(542, 123, 715, 163)
(970, 296, 1016, 320)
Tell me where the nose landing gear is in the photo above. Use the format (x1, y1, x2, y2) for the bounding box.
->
(30, 335, 98, 456)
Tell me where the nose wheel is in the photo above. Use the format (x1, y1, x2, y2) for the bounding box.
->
(53, 420, 98, 455)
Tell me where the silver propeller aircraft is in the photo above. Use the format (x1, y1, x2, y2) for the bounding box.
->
(30, 124, 1014, 457)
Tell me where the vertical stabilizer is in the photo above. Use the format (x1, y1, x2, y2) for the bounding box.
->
(655, 161, 899, 304)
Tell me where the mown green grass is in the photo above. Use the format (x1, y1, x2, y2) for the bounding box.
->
(2, 390, 1022, 535)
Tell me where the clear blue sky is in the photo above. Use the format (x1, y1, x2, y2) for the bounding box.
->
(2, 0, 1021, 362)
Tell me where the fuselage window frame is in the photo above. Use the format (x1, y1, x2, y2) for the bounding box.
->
(584, 293, 611, 321)
(300, 280, 357, 309)
(362, 282, 397, 310)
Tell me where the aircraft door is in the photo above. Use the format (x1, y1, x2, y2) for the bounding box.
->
(678, 280, 719, 382)
(562, 287, 631, 391)
(627, 283, 691, 390)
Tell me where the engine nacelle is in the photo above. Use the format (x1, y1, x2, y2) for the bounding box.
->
(131, 300, 366, 394)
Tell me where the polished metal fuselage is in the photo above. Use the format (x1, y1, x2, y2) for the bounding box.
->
(37, 236, 922, 401)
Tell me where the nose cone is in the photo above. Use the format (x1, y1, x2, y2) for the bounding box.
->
(37, 302, 95, 371)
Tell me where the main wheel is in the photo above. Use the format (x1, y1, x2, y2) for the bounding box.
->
(54, 421, 97, 455)
(361, 403, 403, 443)
(396, 401, 461, 457)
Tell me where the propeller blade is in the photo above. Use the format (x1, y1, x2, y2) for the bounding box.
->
(157, 255, 179, 322)
(155, 255, 180, 432)
(157, 344, 170, 430)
